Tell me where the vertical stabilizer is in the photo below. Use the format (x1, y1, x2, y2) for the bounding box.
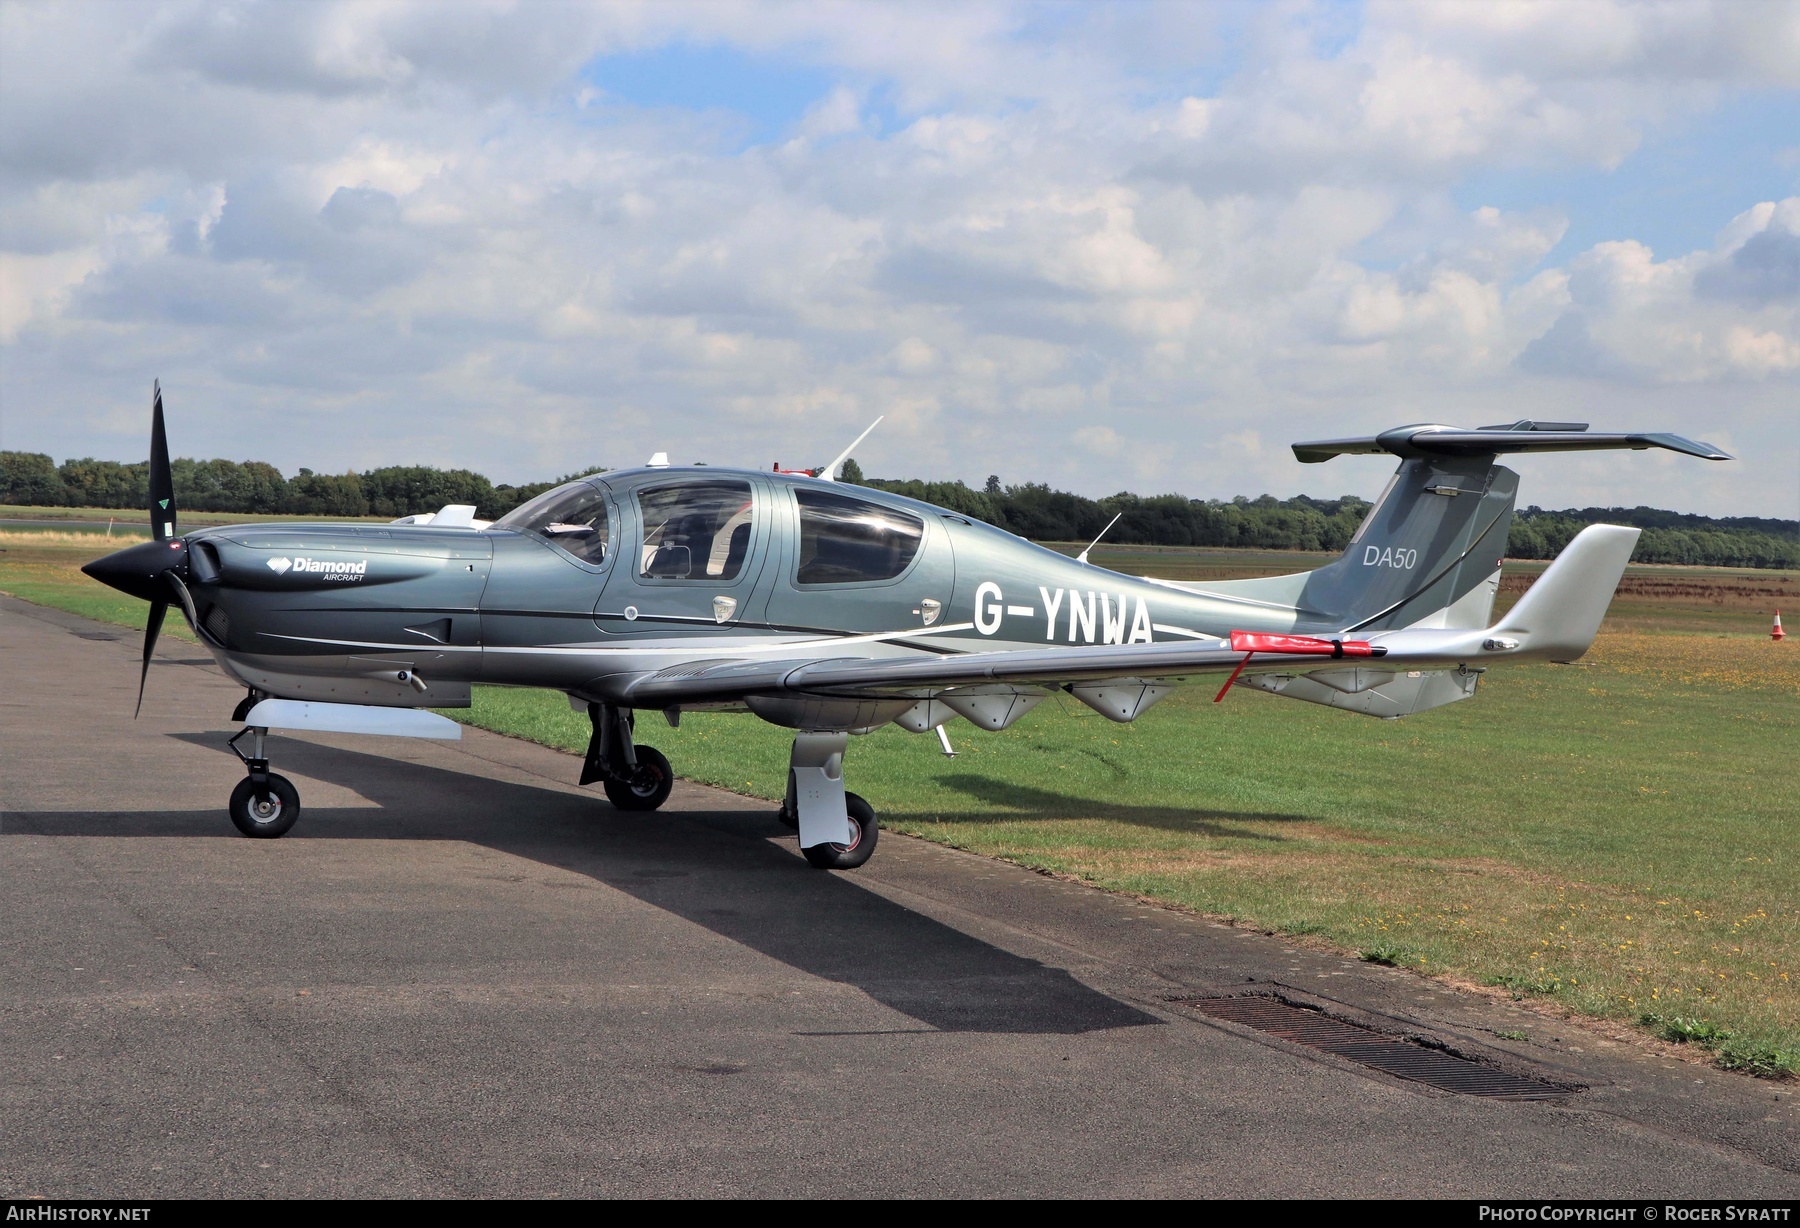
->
(1296, 456, 1517, 632)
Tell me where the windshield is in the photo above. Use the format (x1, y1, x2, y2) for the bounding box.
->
(491, 480, 611, 564)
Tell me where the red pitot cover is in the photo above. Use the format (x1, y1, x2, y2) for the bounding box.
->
(1227, 632, 1381, 657)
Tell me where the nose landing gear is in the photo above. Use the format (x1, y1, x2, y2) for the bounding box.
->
(226, 724, 300, 837)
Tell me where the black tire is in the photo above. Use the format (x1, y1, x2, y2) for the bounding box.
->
(802, 791, 878, 870)
(604, 745, 674, 812)
(229, 773, 300, 838)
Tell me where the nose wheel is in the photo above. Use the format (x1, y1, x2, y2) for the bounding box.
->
(229, 773, 300, 837)
(226, 725, 301, 837)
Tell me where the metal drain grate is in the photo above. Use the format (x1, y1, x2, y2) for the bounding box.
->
(1189, 995, 1571, 1099)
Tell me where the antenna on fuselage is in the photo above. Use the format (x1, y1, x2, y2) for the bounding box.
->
(817, 415, 884, 482)
(1076, 512, 1123, 566)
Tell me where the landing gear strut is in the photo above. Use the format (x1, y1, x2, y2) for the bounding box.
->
(781, 732, 878, 870)
(580, 703, 673, 811)
(226, 723, 300, 837)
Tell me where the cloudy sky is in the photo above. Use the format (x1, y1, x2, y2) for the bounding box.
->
(2, 0, 1797, 516)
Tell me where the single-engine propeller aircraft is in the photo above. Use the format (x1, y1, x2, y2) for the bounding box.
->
(84, 385, 1729, 868)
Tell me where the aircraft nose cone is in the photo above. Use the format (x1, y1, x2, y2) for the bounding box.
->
(81, 538, 187, 603)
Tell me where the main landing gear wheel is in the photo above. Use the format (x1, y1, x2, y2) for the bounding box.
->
(604, 745, 673, 812)
(802, 791, 878, 871)
(229, 773, 300, 838)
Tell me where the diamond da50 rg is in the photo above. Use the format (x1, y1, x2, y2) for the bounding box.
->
(83, 389, 1728, 869)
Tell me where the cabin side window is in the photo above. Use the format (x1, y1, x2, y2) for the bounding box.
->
(636, 481, 755, 580)
(491, 481, 611, 565)
(794, 489, 923, 585)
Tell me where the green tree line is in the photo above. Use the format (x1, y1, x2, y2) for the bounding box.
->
(0, 451, 597, 522)
(1509, 508, 1798, 569)
(5, 449, 1794, 568)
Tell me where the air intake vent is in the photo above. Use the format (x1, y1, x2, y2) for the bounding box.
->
(189, 540, 222, 584)
(203, 604, 230, 645)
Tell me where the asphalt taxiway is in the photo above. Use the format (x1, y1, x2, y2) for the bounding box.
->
(3, 595, 1796, 1197)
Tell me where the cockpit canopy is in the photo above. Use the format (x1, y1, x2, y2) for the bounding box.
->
(491, 480, 611, 564)
(494, 471, 928, 585)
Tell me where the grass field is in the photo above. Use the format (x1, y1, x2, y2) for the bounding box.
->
(5, 523, 1795, 1075)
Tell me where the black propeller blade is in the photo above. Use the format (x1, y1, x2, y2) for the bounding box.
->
(149, 379, 177, 542)
(126, 380, 184, 717)
(137, 600, 168, 718)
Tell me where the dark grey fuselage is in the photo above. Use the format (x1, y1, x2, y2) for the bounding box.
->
(175, 457, 1515, 723)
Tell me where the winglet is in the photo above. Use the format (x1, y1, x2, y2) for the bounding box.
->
(1492, 524, 1640, 661)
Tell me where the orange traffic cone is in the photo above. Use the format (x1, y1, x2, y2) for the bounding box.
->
(1774, 611, 1786, 642)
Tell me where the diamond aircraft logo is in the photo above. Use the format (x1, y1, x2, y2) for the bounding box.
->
(268, 555, 368, 582)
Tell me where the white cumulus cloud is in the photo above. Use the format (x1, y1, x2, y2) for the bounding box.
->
(0, 0, 1794, 518)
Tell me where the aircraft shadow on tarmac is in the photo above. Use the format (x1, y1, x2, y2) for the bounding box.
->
(13, 731, 1162, 1037)
(911, 774, 1310, 839)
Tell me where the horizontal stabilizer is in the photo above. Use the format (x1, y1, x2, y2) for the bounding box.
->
(1293, 424, 1731, 465)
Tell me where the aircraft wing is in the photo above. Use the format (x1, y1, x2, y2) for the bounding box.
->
(619, 641, 1249, 706)
(619, 523, 1640, 708)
